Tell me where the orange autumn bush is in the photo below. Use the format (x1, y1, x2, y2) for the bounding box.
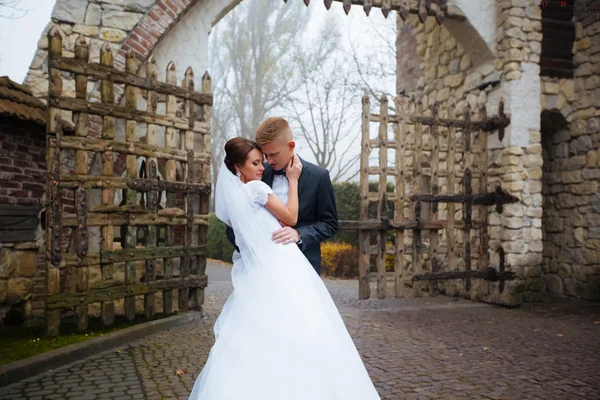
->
(320, 242, 359, 278)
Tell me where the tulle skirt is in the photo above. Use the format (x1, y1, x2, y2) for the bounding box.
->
(188, 244, 381, 400)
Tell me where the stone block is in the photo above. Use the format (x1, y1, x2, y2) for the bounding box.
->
(581, 168, 600, 180)
(102, 10, 143, 31)
(545, 217, 563, 232)
(53, 0, 86, 24)
(73, 24, 99, 37)
(16, 251, 37, 278)
(560, 79, 575, 101)
(589, 227, 600, 239)
(7, 278, 33, 303)
(124, 0, 154, 12)
(100, 27, 127, 43)
(566, 155, 587, 170)
(545, 81, 560, 94)
(576, 37, 591, 50)
(85, 3, 102, 25)
(561, 170, 582, 184)
(582, 248, 599, 264)
(544, 274, 563, 294)
(0, 248, 17, 279)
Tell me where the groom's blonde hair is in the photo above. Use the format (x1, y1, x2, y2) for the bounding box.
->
(255, 117, 293, 146)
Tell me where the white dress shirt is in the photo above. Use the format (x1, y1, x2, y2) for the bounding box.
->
(272, 174, 289, 205)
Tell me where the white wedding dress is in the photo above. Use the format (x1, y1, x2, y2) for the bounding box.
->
(188, 168, 380, 399)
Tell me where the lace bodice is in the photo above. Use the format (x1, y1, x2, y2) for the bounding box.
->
(243, 180, 273, 212)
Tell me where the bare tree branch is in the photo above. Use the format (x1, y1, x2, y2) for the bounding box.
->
(0, 0, 32, 19)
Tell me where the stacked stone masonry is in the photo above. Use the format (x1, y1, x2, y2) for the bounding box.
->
(10, 0, 599, 311)
(397, 0, 598, 304)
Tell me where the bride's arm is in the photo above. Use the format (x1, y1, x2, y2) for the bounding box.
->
(264, 180, 298, 226)
(263, 154, 301, 226)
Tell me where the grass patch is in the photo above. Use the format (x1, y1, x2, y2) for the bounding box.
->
(0, 313, 172, 366)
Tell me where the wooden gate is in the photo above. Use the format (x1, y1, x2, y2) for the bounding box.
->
(342, 94, 518, 301)
(44, 27, 212, 335)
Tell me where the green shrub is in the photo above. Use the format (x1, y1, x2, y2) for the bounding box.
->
(207, 213, 235, 263)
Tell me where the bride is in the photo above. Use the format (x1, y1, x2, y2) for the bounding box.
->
(188, 137, 380, 399)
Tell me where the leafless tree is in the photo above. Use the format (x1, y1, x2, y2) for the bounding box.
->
(0, 0, 30, 18)
(209, 0, 341, 189)
(286, 54, 360, 182)
(342, 12, 398, 110)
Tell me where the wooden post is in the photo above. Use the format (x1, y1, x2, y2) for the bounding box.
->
(429, 101, 440, 296)
(358, 94, 371, 300)
(463, 103, 473, 294)
(100, 43, 115, 326)
(74, 35, 90, 330)
(412, 99, 424, 297)
(476, 102, 490, 297)
(192, 71, 212, 310)
(394, 96, 407, 298)
(46, 25, 63, 337)
(446, 100, 457, 274)
(179, 67, 195, 312)
(124, 50, 138, 321)
(376, 95, 388, 299)
(144, 56, 158, 319)
(163, 61, 177, 314)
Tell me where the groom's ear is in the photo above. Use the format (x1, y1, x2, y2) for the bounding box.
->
(288, 140, 296, 150)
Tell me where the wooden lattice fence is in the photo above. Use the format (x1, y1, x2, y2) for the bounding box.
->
(342, 94, 519, 301)
(44, 27, 212, 336)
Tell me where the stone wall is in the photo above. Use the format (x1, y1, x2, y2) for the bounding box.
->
(395, 0, 600, 304)
(539, 4, 600, 301)
(24, 0, 240, 99)
(0, 120, 47, 323)
(395, 0, 548, 305)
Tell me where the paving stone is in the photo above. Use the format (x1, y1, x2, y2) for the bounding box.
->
(1, 262, 599, 399)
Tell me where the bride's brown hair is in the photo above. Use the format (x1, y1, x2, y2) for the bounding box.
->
(224, 137, 262, 175)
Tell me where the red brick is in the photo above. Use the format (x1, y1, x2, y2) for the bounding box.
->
(22, 182, 45, 191)
(13, 160, 33, 168)
(8, 189, 28, 197)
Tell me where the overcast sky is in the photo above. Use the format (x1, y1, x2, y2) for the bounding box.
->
(0, 0, 55, 82)
(0, 1, 396, 84)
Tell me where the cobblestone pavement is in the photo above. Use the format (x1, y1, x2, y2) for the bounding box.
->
(1, 261, 600, 400)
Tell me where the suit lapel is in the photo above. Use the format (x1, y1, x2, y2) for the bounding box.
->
(297, 156, 309, 198)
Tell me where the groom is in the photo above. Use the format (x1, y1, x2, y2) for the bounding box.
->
(226, 117, 339, 275)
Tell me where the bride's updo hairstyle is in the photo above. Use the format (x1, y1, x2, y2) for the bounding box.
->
(224, 137, 261, 175)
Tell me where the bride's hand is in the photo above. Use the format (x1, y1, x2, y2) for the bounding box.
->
(286, 154, 302, 181)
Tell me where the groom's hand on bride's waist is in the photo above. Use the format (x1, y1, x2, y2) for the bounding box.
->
(272, 226, 301, 245)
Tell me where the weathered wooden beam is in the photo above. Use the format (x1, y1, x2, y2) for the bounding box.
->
(46, 275, 208, 309)
(52, 136, 210, 164)
(409, 115, 511, 131)
(55, 245, 207, 268)
(58, 175, 211, 195)
(60, 213, 209, 228)
(48, 97, 211, 134)
(50, 57, 213, 106)
(412, 267, 516, 282)
(101, 245, 207, 264)
(410, 187, 519, 206)
(339, 219, 444, 230)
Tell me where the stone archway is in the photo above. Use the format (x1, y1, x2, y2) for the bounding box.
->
(541, 109, 600, 301)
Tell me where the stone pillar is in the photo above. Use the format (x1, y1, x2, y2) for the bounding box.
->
(486, 0, 545, 305)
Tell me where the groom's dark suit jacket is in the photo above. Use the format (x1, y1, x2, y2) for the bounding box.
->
(226, 158, 339, 275)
